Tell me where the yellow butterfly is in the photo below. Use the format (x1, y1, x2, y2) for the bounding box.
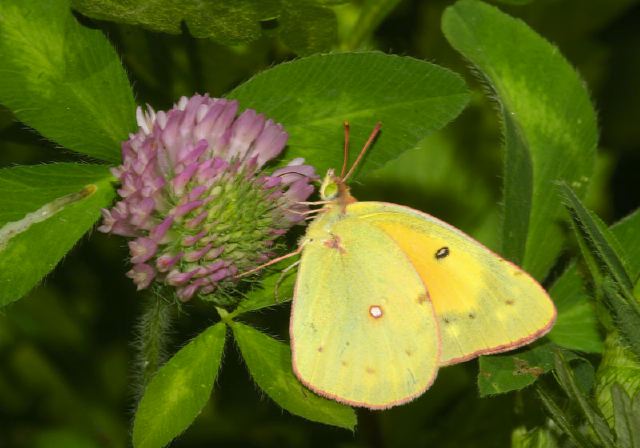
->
(289, 122, 557, 409)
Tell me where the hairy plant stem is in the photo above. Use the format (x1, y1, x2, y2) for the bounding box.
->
(135, 289, 174, 394)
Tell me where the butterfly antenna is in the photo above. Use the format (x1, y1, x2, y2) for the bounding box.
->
(271, 170, 307, 179)
(342, 122, 382, 182)
(340, 121, 350, 179)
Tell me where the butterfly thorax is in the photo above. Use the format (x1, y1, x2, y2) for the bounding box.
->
(301, 170, 357, 245)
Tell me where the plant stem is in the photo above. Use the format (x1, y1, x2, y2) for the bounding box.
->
(136, 289, 174, 392)
(341, 0, 402, 51)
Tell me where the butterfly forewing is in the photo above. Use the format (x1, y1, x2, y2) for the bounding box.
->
(291, 209, 440, 409)
(353, 202, 557, 365)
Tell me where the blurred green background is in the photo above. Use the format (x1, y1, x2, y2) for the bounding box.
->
(1, 0, 639, 446)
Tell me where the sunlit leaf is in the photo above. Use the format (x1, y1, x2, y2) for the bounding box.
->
(442, 0, 598, 279)
(133, 323, 226, 448)
(232, 322, 356, 429)
(0, 0, 136, 163)
(229, 52, 470, 178)
(0, 164, 115, 307)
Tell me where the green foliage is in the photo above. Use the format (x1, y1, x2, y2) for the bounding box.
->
(536, 189, 640, 445)
(553, 350, 616, 448)
(596, 332, 640, 426)
(478, 343, 556, 396)
(560, 182, 634, 293)
(610, 383, 640, 448)
(72, 0, 342, 55)
(277, 1, 339, 55)
(511, 426, 558, 448)
(341, 0, 403, 50)
(548, 209, 640, 355)
(560, 183, 640, 358)
(547, 262, 603, 353)
(442, 0, 598, 280)
(229, 52, 470, 178)
(231, 321, 356, 429)
(0, 0, 136, 163)
(0, 164, 115, 307)
(133, 323, 226, 448)
(0, 0, 638, 445)
(230, 261, 297, 317)
(441, 0, 601, 400)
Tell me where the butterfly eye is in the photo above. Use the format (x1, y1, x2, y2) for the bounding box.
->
(435, 246, 449, 259)
(320, 180, 338, 200)
(319, 169, 340, 200)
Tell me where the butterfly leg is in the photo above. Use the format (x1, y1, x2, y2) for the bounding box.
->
(286, 208, 325, 216)
(274, 260, 301, 303)
(235, 244, 305, 278)
(295, 200, 333, 205)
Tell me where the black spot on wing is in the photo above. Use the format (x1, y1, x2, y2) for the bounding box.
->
(435, 246, 450, 260)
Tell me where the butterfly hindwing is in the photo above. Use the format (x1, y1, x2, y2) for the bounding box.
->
(350, 201, 557, 365)
(291, 209, 440, 409)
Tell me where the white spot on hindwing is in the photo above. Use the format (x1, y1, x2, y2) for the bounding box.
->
(369, 305, 383, 318)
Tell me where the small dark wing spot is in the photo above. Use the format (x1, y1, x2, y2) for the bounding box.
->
(317, 346, 323, 353)
(366, 367, 376, 374)
(405, 349, 413, 357)
(505, 299, 515, 306)
(435, 246, 450, 260)
(443, 317, 451, 324)
(417, 293, 428, 304)
(341, 360, 348, 367)
(323, 234, 346, 254)
(468, 313, 475, 319)
(345, 341, 350, 346)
